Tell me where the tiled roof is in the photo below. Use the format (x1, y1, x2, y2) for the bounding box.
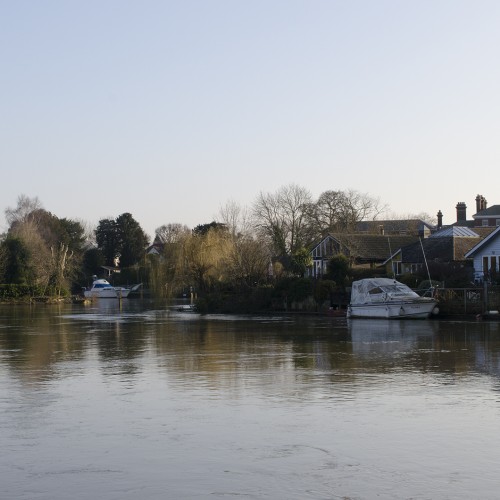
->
(330, 233, 418, 262)
(356, 219, 433, 233)
(469, 227, 496, 237)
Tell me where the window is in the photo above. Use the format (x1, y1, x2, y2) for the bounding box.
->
(392, 261, 402, 275)
(482, 219, 489, 226)
(483, 256, 489, 273)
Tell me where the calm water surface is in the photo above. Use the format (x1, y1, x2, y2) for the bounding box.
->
(1, 300, 500, 499)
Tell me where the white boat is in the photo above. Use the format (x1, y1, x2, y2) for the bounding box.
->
(346, 278, 438, 319)
(83, 279, 132, 299)
(176, 304, 196, 312)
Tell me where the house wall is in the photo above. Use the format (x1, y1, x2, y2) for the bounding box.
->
(471, 239, 500, 280)
(384, 255, 424, 277)
(474, 218, 500, 227)
(310, 259, 329, 278)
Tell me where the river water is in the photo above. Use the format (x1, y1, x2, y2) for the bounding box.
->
(1, 300, 500, 500)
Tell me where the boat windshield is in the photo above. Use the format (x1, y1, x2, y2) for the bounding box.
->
(377, 284, 414, 296)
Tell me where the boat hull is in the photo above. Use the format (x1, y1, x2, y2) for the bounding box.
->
(347, 299, 437, 319)
(84, 289, 118, 299)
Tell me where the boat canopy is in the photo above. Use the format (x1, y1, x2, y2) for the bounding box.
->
(350, 278, 420, 305)
(92, 279, 114, 289)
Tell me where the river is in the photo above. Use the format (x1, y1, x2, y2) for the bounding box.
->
(1, 300, 500, 499)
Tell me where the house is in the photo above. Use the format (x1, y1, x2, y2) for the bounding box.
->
(308, 195, 500, 282)
(472, 204, 500, 228)
(146, 236, 164, 256)
(464, 225, 500, 282)
(101, 265, 121, 277)
(384, 226, 480, 277)
(309, 233, 418, 278)
(441, 194, 500, 233)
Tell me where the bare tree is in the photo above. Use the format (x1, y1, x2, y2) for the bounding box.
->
(217, 200, 252, 237)
(252, 184, 314, 257)
(50, 243, 73, 297)
(5, 195, 43, 227)
(155, 223, 190, 244)
(312, 189, 386, 235)
(224, 232, 271, 287)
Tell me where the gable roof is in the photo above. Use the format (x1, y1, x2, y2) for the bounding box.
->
(465, 225, 500, 258)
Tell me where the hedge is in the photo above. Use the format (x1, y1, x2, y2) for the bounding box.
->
(0, 284, 54, 300)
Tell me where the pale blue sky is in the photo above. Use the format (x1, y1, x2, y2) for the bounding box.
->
(2, 0, 500, 238)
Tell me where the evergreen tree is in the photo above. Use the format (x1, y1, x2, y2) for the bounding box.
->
(95, 213, 149, 268)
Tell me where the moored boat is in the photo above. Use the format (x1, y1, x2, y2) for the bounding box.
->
(347, 278, 438, 319)
(83, 279, 133, 299)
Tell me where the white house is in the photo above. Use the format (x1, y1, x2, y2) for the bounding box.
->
(464, 225, 500, 282)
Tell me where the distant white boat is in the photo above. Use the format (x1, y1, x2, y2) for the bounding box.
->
(347, 278, 438, 319)
(177, 304, 196, 312)
(83, 279, 133, 299)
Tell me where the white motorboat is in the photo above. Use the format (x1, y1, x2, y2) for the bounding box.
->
(347, 278, 438, 319)
(83, 279, 132, 299)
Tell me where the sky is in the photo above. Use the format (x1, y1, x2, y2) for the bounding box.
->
(2, 0, 500, 239)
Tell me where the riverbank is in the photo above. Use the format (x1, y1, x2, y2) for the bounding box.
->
(0, 295, 89, 305)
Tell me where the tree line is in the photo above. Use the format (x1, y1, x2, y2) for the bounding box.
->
(0, 185, 416, 303)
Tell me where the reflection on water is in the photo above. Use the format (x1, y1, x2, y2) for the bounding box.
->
(2, 302, 500, 499)
(349, 318, 437, 355)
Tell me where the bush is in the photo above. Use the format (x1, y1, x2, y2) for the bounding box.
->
(274, 277, 313, 303)
(0, 284, 47, 300)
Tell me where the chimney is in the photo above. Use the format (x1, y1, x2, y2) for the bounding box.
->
(437, 210, 443, 229)
(456, 202, 467, 223)
(476, 194, 488, 212)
